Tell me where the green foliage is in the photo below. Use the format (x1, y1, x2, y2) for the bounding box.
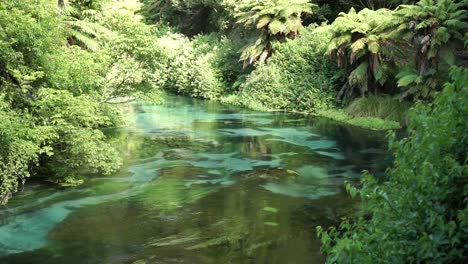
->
(68, 0, 110, 12)
(346, 95, 410, 125)
(160, 34, 223, 99)
(32, 88, 122, 180)
(64, 18, 113, 51)
(317, 109, 401, 130)
(318, 66, 468, 263)
(233, 25, 336, 113)
(59, 0, 115, 51)
(328, 7, 403, 101)
(142, 0, 237, 36)
(46, 46, 104, 95)
(0, 0, 166, 203)
(192, 34, 246, 91)
(394, 0, 467, 99)
(337, 0, 416, 10)
(0, 0, 62, 106)
(99, 10, 167, 103)
(235, 0, 315, 67)
(328, 0, 466, 102)
(262, 207, 279, 213)
(160, 33, 243, 99)
(0, 100, 43, 205)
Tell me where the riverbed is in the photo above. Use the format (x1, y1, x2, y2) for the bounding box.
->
(0, 95, 390, 263)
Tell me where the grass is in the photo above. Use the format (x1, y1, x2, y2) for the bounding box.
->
(317, 109, 401, 131)
(220, 94, 401, 131)
(346, 95, 410, 126)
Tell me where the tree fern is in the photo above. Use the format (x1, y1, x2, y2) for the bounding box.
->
(235, 0, 315, 67)
(328, 7, 402, 102)
(394, 0, 467, 99)
(60, 1, 113, 51)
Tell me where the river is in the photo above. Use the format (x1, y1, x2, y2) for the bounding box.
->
(0, 95, 390, 263)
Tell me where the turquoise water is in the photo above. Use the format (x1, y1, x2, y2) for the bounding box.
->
(0, 96, 390, 263)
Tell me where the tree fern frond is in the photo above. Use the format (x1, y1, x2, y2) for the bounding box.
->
(256, 15, 271, 28)
(69, 30, 100, 51)
(236, 0, 312, 67)
(268, 18, 283, 34)
(349, 62, 369, 84)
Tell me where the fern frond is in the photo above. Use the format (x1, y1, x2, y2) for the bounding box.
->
(69, 30, 100, 51)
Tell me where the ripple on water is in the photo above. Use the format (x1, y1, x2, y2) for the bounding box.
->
(0, 96, 390, 262)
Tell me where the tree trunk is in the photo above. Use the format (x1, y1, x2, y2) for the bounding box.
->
(58, 0, 65, 9)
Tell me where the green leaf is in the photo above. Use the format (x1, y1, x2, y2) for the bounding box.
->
(440, 45, 455, 65)
(368, 41, 380, 54)
(256, 15, 271, 29)
(397, 73, 419, 87)
(263, 207, 279, 213)
(268, 19, 284, 35)
(350, 62, 369, 82)
(350, 38, 366, 53)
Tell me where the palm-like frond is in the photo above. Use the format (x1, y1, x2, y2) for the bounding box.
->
(68, 29, 100, 51)
(60, 1, 113, 51)
(64, 18, 113, 51)
(235, 0, 315, 66)
(393, 0, 466, 99)
(328, 7, 402, 101)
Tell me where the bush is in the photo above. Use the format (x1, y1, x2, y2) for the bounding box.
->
(100, 10, 168, 103)
(318, 67, 468, 263)
(0, 0, 168, 203)
(235, 25, 337, 113)
(160, 33, 243, 99)
(0, 0, 62, 106)
(32, 88, 121, 179)
(194, 35, 245, 91)
(0, 100, 41, 205)
(46, 46, 104, 95)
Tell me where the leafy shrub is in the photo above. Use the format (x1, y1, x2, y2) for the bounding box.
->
(0, 0, 62, 106)
(160, 33, 243, 99)
(236, 25, 336, 113)
(46, 46, 104, 95)
(0, 0, 168, 203)
(32, 88, 122, 182)
(100, 10, 168, 103)
(0, 101, 42, 205)
(193, 34, 245, 91)
(0, 87, 120, 204)
(318, 66, 468, 263)
(238, 64, 291, 110)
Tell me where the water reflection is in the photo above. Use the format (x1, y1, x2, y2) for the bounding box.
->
(0, 95, 391, 263)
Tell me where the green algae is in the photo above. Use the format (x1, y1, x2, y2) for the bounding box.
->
(0, 95, 390, 263)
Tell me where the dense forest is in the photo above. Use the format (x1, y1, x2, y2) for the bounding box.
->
(0, 0, 467, 263)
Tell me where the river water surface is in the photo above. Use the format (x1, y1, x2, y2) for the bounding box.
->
(0, 96, 390, 263)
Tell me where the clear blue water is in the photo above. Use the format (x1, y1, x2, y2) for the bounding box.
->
(0, 96, 390, 263)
